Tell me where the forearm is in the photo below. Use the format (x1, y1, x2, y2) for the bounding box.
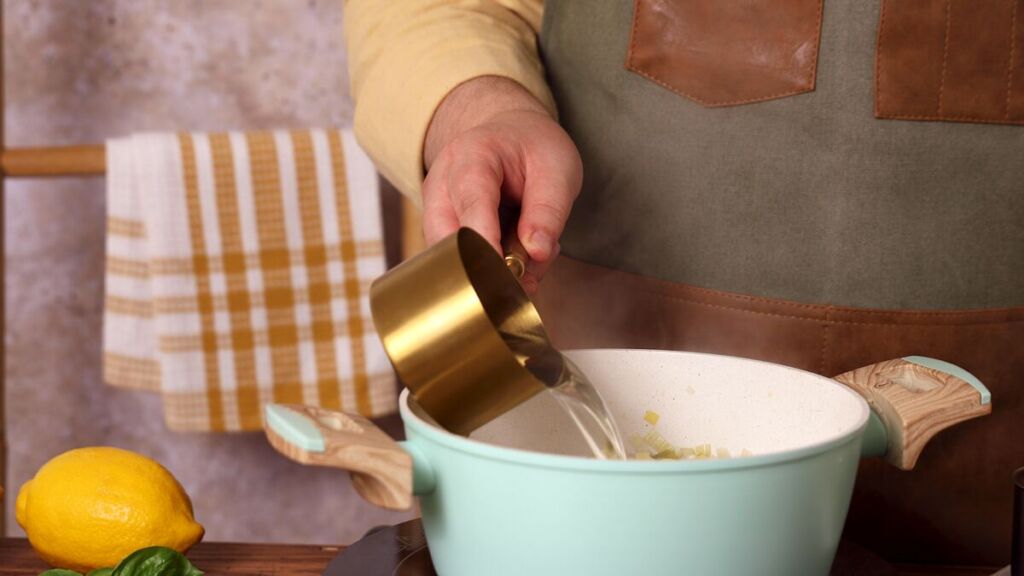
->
(344, 0, 554, 200)
(424, 76, 552, 169)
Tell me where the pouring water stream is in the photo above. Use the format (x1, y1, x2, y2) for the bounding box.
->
(548, 360, 630, 460)
(503, 330, 629, 460)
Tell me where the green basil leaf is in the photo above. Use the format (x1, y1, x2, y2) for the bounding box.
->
(39, 570, 83, 576)
(86, 569, 114, 576)
(110, 547, 203, 576)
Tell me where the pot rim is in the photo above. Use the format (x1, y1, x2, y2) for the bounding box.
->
(399, 349, 871, 474)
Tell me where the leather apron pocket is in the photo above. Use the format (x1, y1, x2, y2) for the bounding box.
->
(626, 0, 824, 107)
(876, 0, 1024, 124)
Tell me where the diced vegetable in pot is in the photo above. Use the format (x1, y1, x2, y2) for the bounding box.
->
(629, 411, 754, 461)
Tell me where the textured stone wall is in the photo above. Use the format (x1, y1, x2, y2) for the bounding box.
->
(3, 0, 414, 543)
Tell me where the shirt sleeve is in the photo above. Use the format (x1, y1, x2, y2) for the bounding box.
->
(344, 0, 554, 202)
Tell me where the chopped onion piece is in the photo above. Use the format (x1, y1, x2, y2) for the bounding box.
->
(628, 411, 754, 460)
(642, 430, 675, 453)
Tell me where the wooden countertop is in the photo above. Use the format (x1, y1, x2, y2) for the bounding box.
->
(0, 538, 1002, 575)
(0, 539, 340, 575)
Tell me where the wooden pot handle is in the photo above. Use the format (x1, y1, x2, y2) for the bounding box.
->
(262, 404, 413, 510)
(834, 357, 992, 470)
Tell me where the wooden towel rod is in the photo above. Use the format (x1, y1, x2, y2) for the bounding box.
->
(1, 145, 106, 177)
(0, 142, 427, 259)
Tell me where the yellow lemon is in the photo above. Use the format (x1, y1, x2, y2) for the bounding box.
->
(16, 447, 204, 572)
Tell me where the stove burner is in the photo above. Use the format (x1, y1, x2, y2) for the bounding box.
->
(323, 520, 436, 576)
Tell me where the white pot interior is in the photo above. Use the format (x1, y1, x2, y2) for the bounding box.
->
(459, 349, 870, 459)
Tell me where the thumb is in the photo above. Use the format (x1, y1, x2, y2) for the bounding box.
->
(517, 160, 581, 263)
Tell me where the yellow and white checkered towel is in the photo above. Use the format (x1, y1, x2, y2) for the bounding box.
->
(103, 130, 396, 432)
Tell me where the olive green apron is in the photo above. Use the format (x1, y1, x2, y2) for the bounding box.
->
(533, 0, 1024, 565)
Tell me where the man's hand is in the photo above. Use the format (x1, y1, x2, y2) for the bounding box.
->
(423, 76, 583, 293)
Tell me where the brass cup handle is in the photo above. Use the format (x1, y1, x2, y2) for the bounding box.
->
(502, 234, 529, 279)
(499, 205, 530, 280)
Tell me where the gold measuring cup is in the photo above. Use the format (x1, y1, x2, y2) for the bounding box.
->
(370, 227, 560, 436)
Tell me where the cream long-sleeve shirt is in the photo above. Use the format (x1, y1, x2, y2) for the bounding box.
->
(344, 0, 555, 201)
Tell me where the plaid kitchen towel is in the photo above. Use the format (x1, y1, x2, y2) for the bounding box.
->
(103, 130, 396, 431)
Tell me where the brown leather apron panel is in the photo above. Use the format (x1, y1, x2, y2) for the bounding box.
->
(876, 0, 1024, 124)
(626, 0, 824, 107)
(534, 256, 1024, 564)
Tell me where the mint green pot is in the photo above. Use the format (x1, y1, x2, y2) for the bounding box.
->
(404, 409, 860, 575)
(395, 349, 990, 576)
